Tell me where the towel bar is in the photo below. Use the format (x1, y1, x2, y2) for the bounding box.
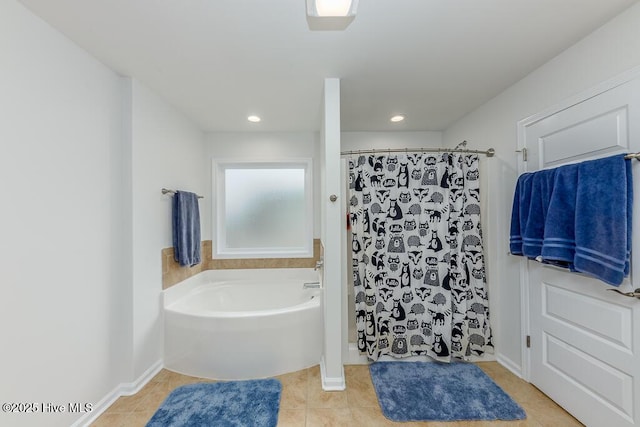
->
(162, 188, 204, 199)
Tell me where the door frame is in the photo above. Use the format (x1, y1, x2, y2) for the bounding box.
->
(516, 64, 640, 382)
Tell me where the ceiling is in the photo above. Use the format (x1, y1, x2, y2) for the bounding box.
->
(19, 0, 637, 132)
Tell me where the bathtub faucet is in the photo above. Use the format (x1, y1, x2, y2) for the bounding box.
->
(303, 282, 321, 289)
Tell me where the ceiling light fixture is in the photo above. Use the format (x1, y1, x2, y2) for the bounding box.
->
(306, 0, 359, 31)
(247, 115, 261, 123)
(390, 115, 405, 123)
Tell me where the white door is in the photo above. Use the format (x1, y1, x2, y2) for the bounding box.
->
(520, 77, 640, 427)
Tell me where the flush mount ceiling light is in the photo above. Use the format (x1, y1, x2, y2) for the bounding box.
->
(390, 115, 405, 123)
(247, 115, 261, 123)
(306, 0, 359, 31)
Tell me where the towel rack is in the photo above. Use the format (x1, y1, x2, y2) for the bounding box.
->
(625, 152, 640, 160)
(161, 188, 204, 199)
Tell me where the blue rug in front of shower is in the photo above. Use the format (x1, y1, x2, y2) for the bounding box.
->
(369, 361, 526, 422)
(146, 378, 281, 427)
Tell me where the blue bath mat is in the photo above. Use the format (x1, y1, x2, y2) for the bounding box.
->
(146, 379, 281, 427)
(369, 361, 526, 422)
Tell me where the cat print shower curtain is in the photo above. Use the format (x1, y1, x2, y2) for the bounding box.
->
(349, 152, 493, 362)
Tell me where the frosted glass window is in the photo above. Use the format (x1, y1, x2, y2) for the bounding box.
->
(213, 160, 313, 259)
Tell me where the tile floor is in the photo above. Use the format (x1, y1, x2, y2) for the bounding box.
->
(90, 362, 583, 426)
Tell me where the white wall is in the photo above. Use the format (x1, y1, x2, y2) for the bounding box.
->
(341, 131, 442, 152)
(0, 2, 208, 425)
(0, 1, 129, 426)
(129, 79, 206, 378)
(443, 2, 640, 374)
(205, 132, 320, 238)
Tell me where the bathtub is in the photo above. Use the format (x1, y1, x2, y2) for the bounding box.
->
(163, 269, 323, 380)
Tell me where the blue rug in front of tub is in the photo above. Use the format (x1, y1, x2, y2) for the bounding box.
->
(369, 361, 526, 422)
(146, 379, 281, 427)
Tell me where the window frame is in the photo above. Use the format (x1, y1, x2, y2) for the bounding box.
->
(212, 158, 314, 259)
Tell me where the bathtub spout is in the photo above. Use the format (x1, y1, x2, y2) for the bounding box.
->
(303, 282, 321, 289)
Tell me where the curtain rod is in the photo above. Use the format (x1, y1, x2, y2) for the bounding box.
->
(340, 147, 496, 157)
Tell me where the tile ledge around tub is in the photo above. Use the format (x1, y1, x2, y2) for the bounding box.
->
(162, 238, 321, 290)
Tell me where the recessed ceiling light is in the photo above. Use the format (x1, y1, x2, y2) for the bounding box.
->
(390, 115, 405, 123)
(247, 115, 261, 123)
(313, 0, 355, 17)
(306, 0, 358, 30)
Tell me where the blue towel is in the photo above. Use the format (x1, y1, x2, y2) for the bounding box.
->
(509, 154, 632, 286)
(626, 159, 633, 277)
(509, 173, 529, 255)
(541, 163, 579, 267)
(172, 191, 201, 267)
(522, 169, 556, 258)
(509, 169, 555, 258)
(573, 155, 632, 285)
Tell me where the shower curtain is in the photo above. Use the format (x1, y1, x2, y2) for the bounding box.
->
(349, 152, 493, 362)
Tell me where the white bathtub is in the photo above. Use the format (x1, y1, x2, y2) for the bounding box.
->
(163, 269, 323, 380)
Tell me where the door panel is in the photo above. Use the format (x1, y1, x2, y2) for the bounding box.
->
(529, 265, 638, 425)
(543, 282, 632, 351)
(541, 107, 628, 167)
(522, 76, 640, 426)
(544, 333, 633, 418)
(525, 81, 635, 170)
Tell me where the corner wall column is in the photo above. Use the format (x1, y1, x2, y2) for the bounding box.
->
(320, 78, 345, 390)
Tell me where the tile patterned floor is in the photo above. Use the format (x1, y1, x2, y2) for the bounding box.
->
(91, 362, 583, 426)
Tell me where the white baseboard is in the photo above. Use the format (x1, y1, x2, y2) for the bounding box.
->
(320, 357, 346, 391)
(345, 342, 369, 365)
(71, 359, 163, 427)
(496, 353, 523, 379)
(120, 359, 164, 396)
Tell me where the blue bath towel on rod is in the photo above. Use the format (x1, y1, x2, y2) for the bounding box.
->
(172, 190, 201, 267)
(540, 163, 579, 267)
(509, 169, 556, 258)
(509, 173, 529, 255)
(573, 155, 632, 285)
(510, 154, 632, 286)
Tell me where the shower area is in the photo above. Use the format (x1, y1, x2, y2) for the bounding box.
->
(341, 141, 496, 364)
